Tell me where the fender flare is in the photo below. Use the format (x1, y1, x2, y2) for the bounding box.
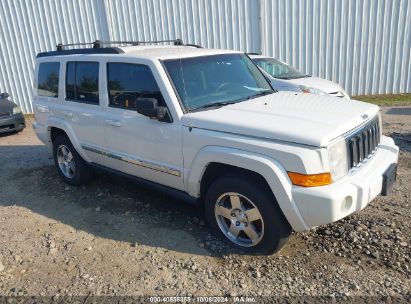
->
(185, 146, 308, 231)
(46, 117, 91, 163)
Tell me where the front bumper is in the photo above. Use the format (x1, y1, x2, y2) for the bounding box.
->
(292, 135, 399, 229)
(0, 113, 25, 133)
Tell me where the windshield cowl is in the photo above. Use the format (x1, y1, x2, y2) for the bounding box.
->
(275, 74, 310, 80)
(190, 90, 275, 112)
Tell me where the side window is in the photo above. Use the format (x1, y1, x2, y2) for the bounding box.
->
(66, 62, 99, 104)
(107, 63, 164, 110)
(38, 62, 60, 97)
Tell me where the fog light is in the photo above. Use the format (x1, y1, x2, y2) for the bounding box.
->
(341, 196, 353, 212)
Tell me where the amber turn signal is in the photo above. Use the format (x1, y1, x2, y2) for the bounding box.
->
(287, 172, 332, 187)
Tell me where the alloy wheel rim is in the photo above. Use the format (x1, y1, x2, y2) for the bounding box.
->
(214, 192, 264, 247)
(57, 145, 75, 178)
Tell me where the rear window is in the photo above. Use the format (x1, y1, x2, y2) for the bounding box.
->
(66, 62, 99, 104)
(38, 62, 60, 97)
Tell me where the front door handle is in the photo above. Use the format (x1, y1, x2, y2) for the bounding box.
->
(105, 119, 122, 127)
(37, 105, 49, 113)
(63, 111, 73, 117)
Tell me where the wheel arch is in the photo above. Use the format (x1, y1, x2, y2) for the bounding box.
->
(200, 163, 271, 200)
(46, 117, 91, 163)
(186, 146, 308, 231)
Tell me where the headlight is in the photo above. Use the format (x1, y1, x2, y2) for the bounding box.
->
(378, 111, 382, 138)
(341, 90, 350, 99)
(299, 85, 329, 96)
(327, 138, 348, 181)
(12, 106, 22, 115)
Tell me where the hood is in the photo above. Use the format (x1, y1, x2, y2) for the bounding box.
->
(182, 91, 379, 147)
(285, 76, 344, 94)
(0, 99, 16, 113)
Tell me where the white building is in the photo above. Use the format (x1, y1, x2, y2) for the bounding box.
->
(0, 0, 410, 113)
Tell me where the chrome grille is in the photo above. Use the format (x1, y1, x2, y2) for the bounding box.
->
(347, 117, 380, 169)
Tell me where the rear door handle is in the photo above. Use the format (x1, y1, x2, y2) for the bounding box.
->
(105, 119, 122, 127)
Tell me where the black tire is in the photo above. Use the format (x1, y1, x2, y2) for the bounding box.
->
(53, 135, 94, 186)
(204, 175, 292, 255)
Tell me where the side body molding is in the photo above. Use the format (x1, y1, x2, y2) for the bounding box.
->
(46, 117, 91, 163)
(185, 146, 308, 231)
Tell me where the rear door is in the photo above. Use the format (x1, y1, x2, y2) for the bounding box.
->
(58, 60, 105, 162)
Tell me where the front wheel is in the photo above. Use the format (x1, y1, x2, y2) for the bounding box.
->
(204, 175, 292, 255)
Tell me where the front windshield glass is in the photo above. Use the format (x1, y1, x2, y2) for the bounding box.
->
(163, 54, 274, 112)
(253, 58, 307, 80)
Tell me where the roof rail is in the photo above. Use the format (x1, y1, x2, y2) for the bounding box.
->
(246, 52, 262, 55)
(37, 47, 124, 58)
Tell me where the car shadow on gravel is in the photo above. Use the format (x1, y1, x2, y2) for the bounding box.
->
(0, 146, 240, 257)
(388, 132, 411, 153)
(0, 132, 18, 138)
(386, 107, 411, 115)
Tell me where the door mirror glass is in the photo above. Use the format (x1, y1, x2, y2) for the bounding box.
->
(136, 97, 167, 120)
(1, 92, 9, 99)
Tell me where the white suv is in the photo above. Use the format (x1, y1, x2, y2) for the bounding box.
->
(33, 40, 399, 254)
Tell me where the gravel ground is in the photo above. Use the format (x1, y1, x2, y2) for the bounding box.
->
(0, 106, 410, 303)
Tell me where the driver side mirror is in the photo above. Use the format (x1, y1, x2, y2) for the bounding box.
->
(136, 97, 168, 121)
(0, 92, 9, 99)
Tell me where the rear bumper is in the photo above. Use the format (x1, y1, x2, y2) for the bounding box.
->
(0, 113, 25, 133)
(291, 135, 399, 230)
(32, 121, 49, 146)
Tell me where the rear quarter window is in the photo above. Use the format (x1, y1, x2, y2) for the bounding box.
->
(38, 62, 60, 97)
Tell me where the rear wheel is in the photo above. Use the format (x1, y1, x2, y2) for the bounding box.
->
(53, 135, 94, 185)
(204, 175, 292, 255)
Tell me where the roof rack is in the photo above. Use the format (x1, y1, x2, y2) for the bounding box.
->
(55, 38, 201, 51)
(100, 39, 184, 47)
(37, 39, 202, 58)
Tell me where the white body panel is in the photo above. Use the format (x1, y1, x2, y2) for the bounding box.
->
(33, 46, 399, 232)
(183, 92, 378, 147)
(292, 136, 398, 229)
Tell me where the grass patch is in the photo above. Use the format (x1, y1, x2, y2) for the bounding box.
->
(353, 93, 411, 106)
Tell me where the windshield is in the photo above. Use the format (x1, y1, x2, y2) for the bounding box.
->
(253, 58, 307, 80)
(163, 54, 274, 111)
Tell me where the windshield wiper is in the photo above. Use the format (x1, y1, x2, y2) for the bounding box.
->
(191, 91, 274, 111)
(191, 101, 237, 111)
(246, 90, 275, 100)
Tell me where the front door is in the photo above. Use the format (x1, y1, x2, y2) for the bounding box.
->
(99, 62, 184, 190)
